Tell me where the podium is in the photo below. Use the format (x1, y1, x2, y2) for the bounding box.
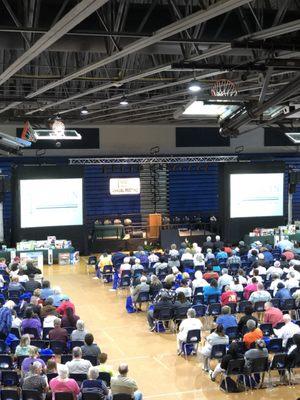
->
(148, 213, 162, 238)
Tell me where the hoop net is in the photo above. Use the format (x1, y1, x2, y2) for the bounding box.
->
(211, 79, 237, 97)
(21, 120, 36, 142)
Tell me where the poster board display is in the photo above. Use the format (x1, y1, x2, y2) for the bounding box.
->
(20, 251, 43, 271)
(58, 252, 71, 265)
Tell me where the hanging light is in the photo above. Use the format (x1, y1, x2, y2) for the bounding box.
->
(80, 106, 89, 115)
(120, 96, 129, 106)
(188, 79, 201, 92)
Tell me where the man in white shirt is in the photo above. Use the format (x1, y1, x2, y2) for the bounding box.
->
(66, 347, 92, 374)
(270, 274, 285, 294)
(217, 268, 233, 289)
(285, 271, 299, 290)
(273, 314, 300, 347)
(177, 308, 202, 354)
(266, 261, 283, 280)
(249, 283, 271, 303)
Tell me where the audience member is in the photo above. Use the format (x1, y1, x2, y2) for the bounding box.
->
(49, 364, 80, 400)
(81, 333, 101, 363)
(220, 285, 237, 305)
(0, 300, 15, 339)
(97, 352, 114, 376)
(175, 279, 192, 298)
(275, 282, 293, 304)
(40, 280, 54, 299)
(203, 279, 220, 303)
(131, 276, 150, 310)
(15, 334, 32, 356)
(56, 296, 75, 316)
(263, 302, 284, 327)
(249, 283, 271, 303)
(24, 273, 41, 292)
(216, 306, 237, 331)
(111, 363, 142, 400)
(177, 308, 202, 355)
(21, 346, 46, 375)
(49, 318, 68, 344)
(201, 324, 229, 372)
(71, 320, 88, 342)
(243, 277, 258, 300)
(21, 308, 42, 338)
(21, 361, 48, 400)
(209, 342, 242, 381)
(243, 319, 263, 349)
(81, 366, 109, 397)
(273, 314, 300, 347)
(61, 307, 80, 328)
(66, 347, 92, 374)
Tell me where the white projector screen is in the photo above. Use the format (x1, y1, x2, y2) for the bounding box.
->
(230, 173, 284, 218)
(20, 178, 83, 228)
(110, 178, 140, 195)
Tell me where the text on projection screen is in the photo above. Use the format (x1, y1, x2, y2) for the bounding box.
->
(230, 173, 284, 218)
(20, 178, 83, 228)
(110, 178, 140, 195)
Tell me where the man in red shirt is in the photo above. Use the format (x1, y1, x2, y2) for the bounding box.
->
(203, 265, 219, 281)
(264, 301, 284, 327)
(57, 296, 75, 316)
(221, 285, 237, 306)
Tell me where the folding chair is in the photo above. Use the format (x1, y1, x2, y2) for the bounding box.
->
(192, 304, 206, 318)
(61, 354, 73, 364)
(49, 340, 67, 354)
(101, 265, 114, 282)
(181, 329, 201, 358)
(98, 371, 111, 387)
(10, 328, 20, 339)
(247, 357, 269, 389)
(82, 394, 104, 400)
(69, 373, 87, 385)
(69, 340, 85, 350)
(135, 292, 150, 311)
(118, 275, 131, 292)
(54, 393, 74, 400)
(30, 340, 49, 350)
(238, 301, 252, 313)
(9, 340, 20, 354)
(259, 323, 273, 337)
(267, 338, 283, 353)
(16, 355, 27, 369)
(253, 301, 266, 313)
(206, 303, 221, 317)
(153, 307, 174, 332)
(86, 256, 97, 275)
(280, 298, 295, 313)
(46, 372, 58, 381)
(223, 358, 246, 392)
(42, 327, 52, 340)
(0, 355, 13, 369)
(226, 302, 237, 314)
(270, 298, 280, 309)
(22, 390, 41, 400)
(84, 355, 98, 366)
(1, 370, 20, 386)
(209, 344, 227, 367)
(112, 395, 132, 400)
(225, 326, 239, 341)
(206, 294, 220, 305)
(173, 306, 190, 327)
(268, 353, 288, 386)
(0, 390, 20, 400)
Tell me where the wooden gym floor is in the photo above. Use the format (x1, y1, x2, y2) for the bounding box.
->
(44, 259, 300, 400)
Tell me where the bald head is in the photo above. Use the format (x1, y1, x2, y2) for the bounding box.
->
(283, 314, 291, 324)
(118, 363, 129, 375)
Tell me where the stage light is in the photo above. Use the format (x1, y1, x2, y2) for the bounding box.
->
(80, 106, 89, 115)
(120, 96, 129, 106)
(188, 80, 201, 92)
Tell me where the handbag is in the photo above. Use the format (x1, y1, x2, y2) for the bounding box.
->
(125, 296, 136, 313)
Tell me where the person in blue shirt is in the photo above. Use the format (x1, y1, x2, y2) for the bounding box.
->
(0, 300, 15, 339)
(216, 306, 238, 331)
(81, 366, 109, 397)
(216, 248, 228, 261)
(260, 248, 274, 265)
(203, 279, 221, 303)
(40, 280, 54, 300)
(275, 282, 292, 305)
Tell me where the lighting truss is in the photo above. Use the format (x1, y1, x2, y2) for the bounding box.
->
(69, 156, 238, 165)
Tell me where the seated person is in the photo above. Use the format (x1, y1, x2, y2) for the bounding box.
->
(49, 318, 68, 344)
(40, 280, 54, 300)
(243, 277, 258, 300)
(71, 320, 88, 342)
(66, 347, 93, 374)
(40, 298, 59, 319)
(97, 352, 114, 376)
(203, 279, 220, 303)
(273, 314, 300, 348)
(81, 366, 109, 397)
(149, 275, 163, 297)
(209, 341, 242, 382)
(216, 306, 237, 331)
(131, 276, 150, 311)
(220, 285, 237, 306)
(61, 307, 80, 328)
(147, 292, 174, 331)
(244, 339, 269, 384)
(263, 301, 284, 327)
(119, 257, 132, 277)
(274, 282, 292, 304)
(8, 276, 24, 292)
(177, 308, 202, 355)
(238, 306, 258, 335)
(286, 333, 300, 370)
(24, 261, 42, 276)
(24, 274, 41, 292)
(21, 361, 48, 400)
(21, 308, 42, 338)
(46, 359, 58, 374)
(111, 363, 142, 400)
(201, 324, 229, 372)
(192, 271, 209, 293)
(229, 277, 244, 293)
(15, 334, 32, 357)
(249, 283, 271, 304)
(175, 279, 192, 299)
(49, 364, 80, 400)
(49, 287, 65, 307)
(217, 268, 233, 289)
(203, 265, 219, 281)
(56, 296, 75, 317)
(243, 319, 263, 349)
(21, 346, 46, 375)
(174, 292, 191, 311)
(154, 257, 169, 275)
(81, 333, 101, 363)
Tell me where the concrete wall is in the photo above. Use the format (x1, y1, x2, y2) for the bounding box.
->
(0, 123, 298, 156)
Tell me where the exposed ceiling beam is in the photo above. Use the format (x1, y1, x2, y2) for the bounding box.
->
(0, 0, 110, 86)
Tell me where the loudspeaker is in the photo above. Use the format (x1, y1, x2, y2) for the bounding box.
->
(160, 228, 181, 250)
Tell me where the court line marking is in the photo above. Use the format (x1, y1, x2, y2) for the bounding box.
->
(101, 329, 126, 356)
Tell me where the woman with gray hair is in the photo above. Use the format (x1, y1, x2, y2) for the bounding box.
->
(71, 320, 87, 341)
(177, 308, 202, 355)
(49, 364, 80, 399)
(22, 361, 48, 400)
(81, 366, 109, 397)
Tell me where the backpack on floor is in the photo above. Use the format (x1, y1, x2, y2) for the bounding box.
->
(125, 296, 136, 313)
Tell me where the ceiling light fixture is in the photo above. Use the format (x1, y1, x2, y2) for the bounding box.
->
(120, 96, 129, 106)
(80, 106, 89, 115)
(188, 79, 201, 92)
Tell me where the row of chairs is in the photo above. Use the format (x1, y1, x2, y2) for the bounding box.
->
(0, 390, 131, 400)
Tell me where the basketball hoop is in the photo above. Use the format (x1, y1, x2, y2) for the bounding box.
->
(211, 79, 238, 97)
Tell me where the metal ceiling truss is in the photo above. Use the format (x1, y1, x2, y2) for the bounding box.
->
(68, 155, 238, 165)
(0, 0, 299, 129)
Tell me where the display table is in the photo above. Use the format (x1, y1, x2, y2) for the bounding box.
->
(244, 233, 300, 246)
(93, 224, 125, 240)
(0, 248, 75, 264)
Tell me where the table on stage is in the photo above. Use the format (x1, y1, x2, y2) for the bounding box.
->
(93, 223, 125, 240)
